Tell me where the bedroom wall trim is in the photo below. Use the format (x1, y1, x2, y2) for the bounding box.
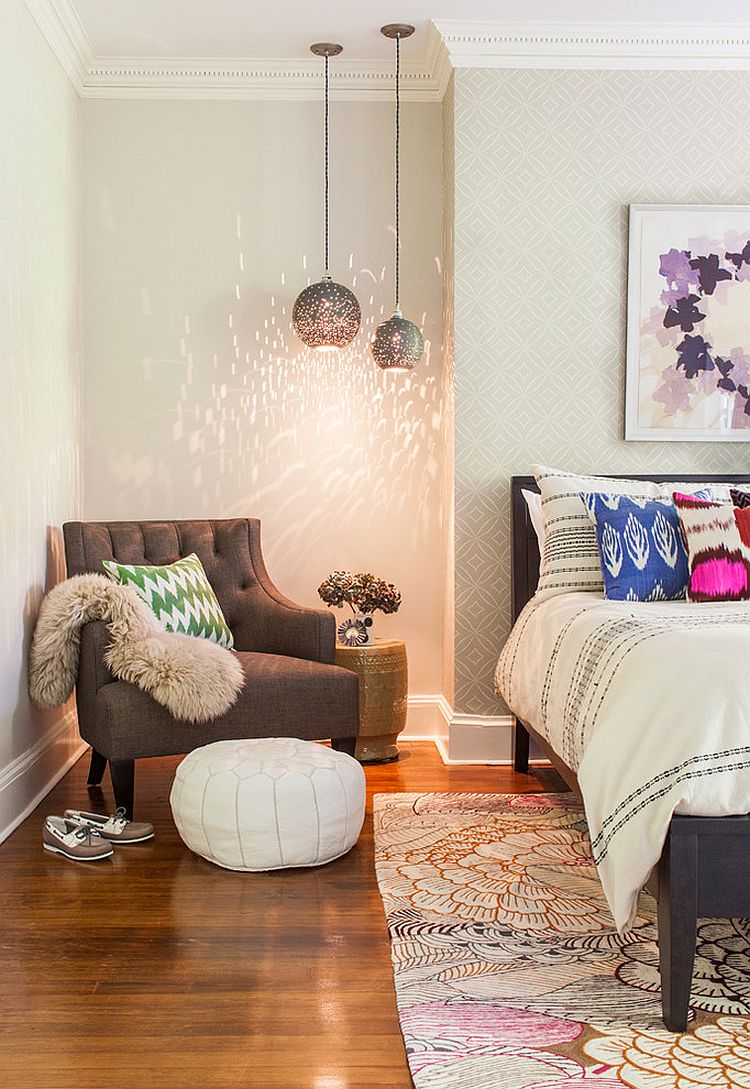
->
(370, 696, 521, 763)
(403, 694, 451, 741)
(26, 6, 750, 103)
(436, 20, 750, 71)
(434, 701, 518, 764)
(0, 711, 86, 846)
(80, 46, 449, 102)
(22, 0, 89, 90)
(22, 1, 451, 100)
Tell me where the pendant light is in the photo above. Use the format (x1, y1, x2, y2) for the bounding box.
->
(292, 43, 361, 351)
(371, 24, 424, 372)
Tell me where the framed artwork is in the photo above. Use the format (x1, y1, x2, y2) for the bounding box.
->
(625, 204, 750, 441)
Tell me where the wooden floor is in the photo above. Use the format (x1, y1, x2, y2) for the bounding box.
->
(0, 743, 564, 1089)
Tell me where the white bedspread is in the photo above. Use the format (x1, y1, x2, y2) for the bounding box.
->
(495, 592, 750, 931)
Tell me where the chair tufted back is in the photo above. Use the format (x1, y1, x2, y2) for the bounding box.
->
(63, 519, 275, 652)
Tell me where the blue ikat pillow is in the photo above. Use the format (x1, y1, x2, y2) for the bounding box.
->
(581, 491, 711, 602)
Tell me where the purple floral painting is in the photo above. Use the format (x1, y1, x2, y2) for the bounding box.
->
(626, 205, 750, 441)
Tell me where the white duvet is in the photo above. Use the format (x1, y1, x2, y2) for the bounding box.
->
(495, 592, 750, 931)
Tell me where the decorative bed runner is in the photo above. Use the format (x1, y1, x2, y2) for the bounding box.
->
(373, 792, 750, 1088)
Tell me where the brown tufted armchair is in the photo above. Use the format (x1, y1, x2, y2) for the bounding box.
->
(63, 519, 359, 817)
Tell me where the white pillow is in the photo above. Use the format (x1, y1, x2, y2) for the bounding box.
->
(521, 488, 545, 550)
(532, 465, 732, 600)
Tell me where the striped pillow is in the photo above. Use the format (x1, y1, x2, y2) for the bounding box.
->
(532, 466, 732, 601)
(103, 553, 234, 647)
(673, 493, 750, 602)
(730, 488, 750, 510)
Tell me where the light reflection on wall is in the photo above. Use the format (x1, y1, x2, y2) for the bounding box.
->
(168, 245, 440, 542)
(82, 98, 445, 697)
(99, 235, 443, 694)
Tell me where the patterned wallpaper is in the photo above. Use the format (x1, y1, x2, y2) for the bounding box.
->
(441, 76, 456, 706)
(452, 68, 750, 715)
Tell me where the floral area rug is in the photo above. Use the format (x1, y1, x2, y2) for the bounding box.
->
(373, 792, 750, 1088)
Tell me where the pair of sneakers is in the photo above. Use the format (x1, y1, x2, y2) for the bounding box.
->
(43, 807, 154, 861)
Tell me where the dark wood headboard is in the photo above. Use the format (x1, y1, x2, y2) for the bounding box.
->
(511, 473, 750, 621)
(511, 476, 542, 623)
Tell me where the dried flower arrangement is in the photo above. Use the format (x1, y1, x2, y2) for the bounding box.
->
(318, 571, 401, 616)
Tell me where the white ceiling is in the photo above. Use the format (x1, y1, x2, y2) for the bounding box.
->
(70, 0, 750, 61)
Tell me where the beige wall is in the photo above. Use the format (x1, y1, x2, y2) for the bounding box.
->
(0, 0, 82, 826)
(452, 68, 750, 715)
(81, 99, 445, 698)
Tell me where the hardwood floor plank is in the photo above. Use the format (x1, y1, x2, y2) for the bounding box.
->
(0, 741, 564, 1088)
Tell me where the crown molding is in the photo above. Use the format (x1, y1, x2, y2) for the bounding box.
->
(23, 0, 448, 100)
(424, 21, 453, 99)
(23, 0, 92, 91)
(25, 3, 750, 102)
(435, 20, 750, 70)
(81, 56, 444, 101)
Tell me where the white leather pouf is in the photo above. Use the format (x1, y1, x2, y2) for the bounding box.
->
(169, 738, 366, 871)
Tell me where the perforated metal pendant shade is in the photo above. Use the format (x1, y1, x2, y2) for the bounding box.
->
(371, 23, 424, 371)
(292, 276, 362, 351)
(371, 309, 424, 371)
(292, 43, 361, 351)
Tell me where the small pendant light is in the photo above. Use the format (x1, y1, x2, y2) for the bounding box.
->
(293, 43, 361, 351)
(372, 24, 424, 372)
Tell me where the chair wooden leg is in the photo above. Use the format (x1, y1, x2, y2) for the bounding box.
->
(109, 760, 135, 819)
(332, 736, 357, 758)
(87, 748, 108, 787)
(514, 719, 530, 773)
(658, 826, 698, 1032)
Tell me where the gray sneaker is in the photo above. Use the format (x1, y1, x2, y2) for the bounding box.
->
(43, 816, 114, 861)
(64, 807, 154, 844)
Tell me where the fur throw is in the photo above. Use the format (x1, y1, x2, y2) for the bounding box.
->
(29, 574, 244, 723)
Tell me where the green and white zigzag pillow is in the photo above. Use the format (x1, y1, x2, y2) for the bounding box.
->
(102, 553, 234, 648)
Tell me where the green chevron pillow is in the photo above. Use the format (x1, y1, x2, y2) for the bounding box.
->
(102, 553, 234, 648)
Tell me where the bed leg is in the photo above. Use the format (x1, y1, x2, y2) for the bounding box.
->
(513, 719, 530, 774)
(657, 825, 698, 1032)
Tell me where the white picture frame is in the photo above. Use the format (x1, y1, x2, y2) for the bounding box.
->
(625, 203, 750, 441)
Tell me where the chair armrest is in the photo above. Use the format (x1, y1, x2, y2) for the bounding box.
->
(237, 520, 337, 664)
(80, 621, 115, 688)
(76, 621, 115, 734)
(248, 592, 336, 664)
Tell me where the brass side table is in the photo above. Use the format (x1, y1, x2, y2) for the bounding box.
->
(335, 639, 408, 763)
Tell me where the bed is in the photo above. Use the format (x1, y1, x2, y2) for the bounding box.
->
(497, 473, 750, 1032)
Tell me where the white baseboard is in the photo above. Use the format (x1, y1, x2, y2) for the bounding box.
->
(402, 695, 523, 764)
(402, 694, 451, 741)
(435, 701, 518, 764)
(0, 711, 86, 845)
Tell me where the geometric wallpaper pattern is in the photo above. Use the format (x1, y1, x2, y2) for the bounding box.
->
(441, 75, 456, 706)
(452, 68, 750, 714)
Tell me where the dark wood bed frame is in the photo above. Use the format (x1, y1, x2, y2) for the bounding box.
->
(511, 474, 750, 1032)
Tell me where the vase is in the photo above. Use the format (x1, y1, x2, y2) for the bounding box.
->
(337, 614, 374, 647)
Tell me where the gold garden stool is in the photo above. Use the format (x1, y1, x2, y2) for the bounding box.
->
(334, 639, 408, 763)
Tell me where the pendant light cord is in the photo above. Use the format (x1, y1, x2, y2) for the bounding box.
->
(324, 50, 330, 277)
(394, 32, 401, 311)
